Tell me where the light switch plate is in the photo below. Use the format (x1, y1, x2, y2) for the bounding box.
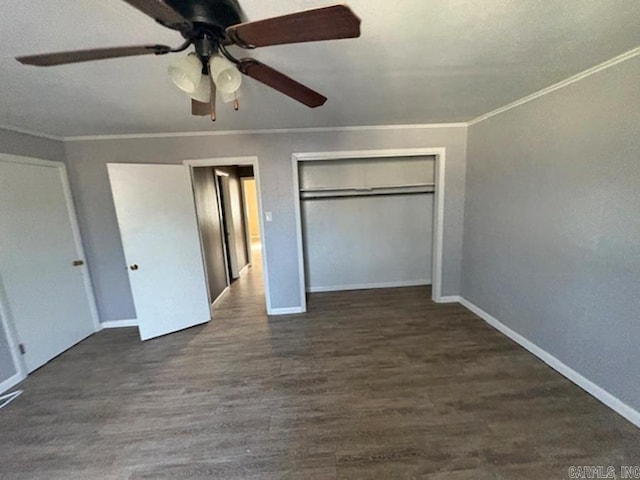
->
(265, 211, 273, 222)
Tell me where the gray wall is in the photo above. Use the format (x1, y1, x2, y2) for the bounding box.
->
(0, 129, 66, 163)
(63, 126, 467, 321)
(463, 57, 640, 411)
(0, 128, 67, 387)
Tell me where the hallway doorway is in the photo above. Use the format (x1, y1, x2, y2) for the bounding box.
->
(188, 158, 269, 316)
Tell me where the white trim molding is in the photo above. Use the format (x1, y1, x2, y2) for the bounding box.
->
(268, 307, 305, 316)
(101, 319, 138, 329)
(458, 297, 640, 429)
(0, 372, 23, 396)
(435, 295, 462, 304)
(238, 263, 251, 277)
(0, 153, 65, 168)
(0, 282, 27, 385)
(184, 156, 260, 167)
(292, 147, 448, 311)
(468, 46, 640, 126)
(63, 123, 467, 142)
(291, 155, 308, 313)
(308, 280, 431, 294)
(211, 286, 230, 309)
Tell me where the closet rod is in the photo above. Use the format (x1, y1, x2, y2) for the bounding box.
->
(301, 190, 434, 200)
(299, 182, 435, 193)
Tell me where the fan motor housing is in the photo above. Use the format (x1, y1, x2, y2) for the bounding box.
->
(165, 0, 242, 37)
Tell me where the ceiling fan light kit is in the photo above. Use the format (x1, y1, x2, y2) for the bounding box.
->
(169, 53, 241, 113)
(16, 0, 361, 123)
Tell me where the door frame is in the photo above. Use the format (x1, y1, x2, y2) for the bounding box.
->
(0, 154, 101, 393)
(292, 147, 448, 311)
(240, 177, 255, 266)
(184, 157, 273, 314)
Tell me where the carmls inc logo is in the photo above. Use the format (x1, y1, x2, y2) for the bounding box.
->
(568, 466, 640, 479)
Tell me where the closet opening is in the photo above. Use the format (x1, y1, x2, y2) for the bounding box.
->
(292, 148, 447, 311)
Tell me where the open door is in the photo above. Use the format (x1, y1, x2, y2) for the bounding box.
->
(107, 164, 210, 341)
(216, 172, 240, 280)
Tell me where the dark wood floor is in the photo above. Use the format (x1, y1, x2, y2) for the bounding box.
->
(1, 247, 639, 479)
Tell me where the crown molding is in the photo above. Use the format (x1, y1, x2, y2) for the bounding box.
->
(62, 123, 468, 142)
(468, 45, 640, 127)
(0, 124, 63, 142)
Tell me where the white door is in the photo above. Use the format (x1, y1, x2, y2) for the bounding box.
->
(107, 164, 210, 341)
(0, 156, 98, 372)
(216, 173, 240, 279)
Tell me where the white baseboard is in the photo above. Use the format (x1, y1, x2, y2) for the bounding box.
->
(0, 372, 24, 395)
(268, 306, 306, 315)
(458, 297, 640, 429)
(434, 295, 462, 304)
(101, 319, 138, 329)
(308, 279, 431, 293)
(212, 287, 230, 308)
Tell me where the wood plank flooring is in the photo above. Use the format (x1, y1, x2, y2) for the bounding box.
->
(1, 247, 639, 479)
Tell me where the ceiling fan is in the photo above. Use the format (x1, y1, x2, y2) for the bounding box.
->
(16, 0, 361, 121)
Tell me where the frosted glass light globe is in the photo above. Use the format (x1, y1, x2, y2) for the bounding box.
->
(190, 75, 211, 103)
(168, 54, 202, 94)
(209, 55, 242, 94)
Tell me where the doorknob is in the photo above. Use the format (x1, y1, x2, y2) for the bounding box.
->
(130, 264, 139, 271)
(72, 260, 84, 267)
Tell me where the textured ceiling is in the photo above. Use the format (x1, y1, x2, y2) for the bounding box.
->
(1, 0, 639, 137)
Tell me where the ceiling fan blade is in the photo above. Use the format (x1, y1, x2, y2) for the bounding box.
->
(121, 0, 190, 30)
(16, 45, 171, 66)
(191, 99, 209, 116)
(227, 5, 361, 48)
(238, 59, 327, 108)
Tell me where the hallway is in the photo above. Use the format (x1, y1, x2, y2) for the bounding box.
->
(212, 242, 266, 320)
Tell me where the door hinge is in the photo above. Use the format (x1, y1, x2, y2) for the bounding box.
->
(19, 343, 26, 355)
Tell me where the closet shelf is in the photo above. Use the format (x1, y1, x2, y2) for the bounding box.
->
(300, 183, 435, 200)
(300, 182, 434, 192)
